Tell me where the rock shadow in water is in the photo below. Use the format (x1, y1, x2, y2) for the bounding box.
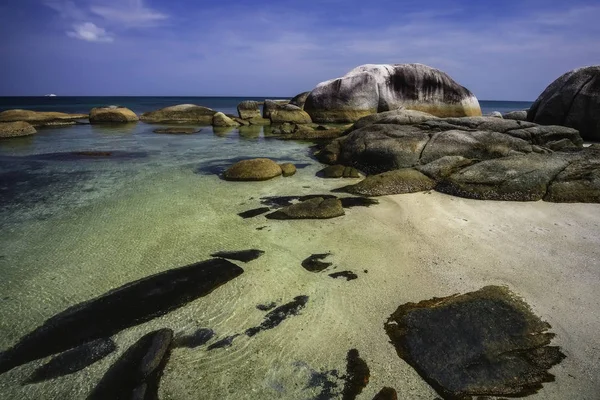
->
(245, 296, 309, 337)
(384, 285, 565, 399)
(341, 349, 370, 400)
(173, 328, 215, 349)
(329, 271, 358, 281)
(302, 254, 332, 273)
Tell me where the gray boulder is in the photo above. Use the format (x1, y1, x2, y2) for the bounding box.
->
(503, 110, 528, 121)
(416, 156, 474, 180)
(289, 91, 310, 109)
(237, 101, 262, 120)
(488, 111, 503, 118)
(304, 63, 482, 123)
(528, 66, 600, 140)
(266, 102, 312, 124)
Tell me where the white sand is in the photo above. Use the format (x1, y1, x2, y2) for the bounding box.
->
(0, 161, 599, 399)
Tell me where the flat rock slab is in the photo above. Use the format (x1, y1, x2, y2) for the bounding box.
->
(384, 286, 565, 399)
(339, 169, 435, 196)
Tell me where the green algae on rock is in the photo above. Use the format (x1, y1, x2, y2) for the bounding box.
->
(384, 285, 565, 399)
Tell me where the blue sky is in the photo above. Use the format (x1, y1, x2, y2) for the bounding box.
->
(1, 0, 599, 100)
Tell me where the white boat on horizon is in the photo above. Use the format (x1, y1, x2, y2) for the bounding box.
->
(45, 94, 57, 97)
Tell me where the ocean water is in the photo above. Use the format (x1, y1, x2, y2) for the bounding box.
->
(0, 97, 533, 399)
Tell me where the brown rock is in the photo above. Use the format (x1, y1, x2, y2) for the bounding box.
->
(223, 158, 282, 181)
(0, 121, 37, 138)
(89, 106, 138, 124)
(279, 163, 297, 177)
(340, 169, 435, 196)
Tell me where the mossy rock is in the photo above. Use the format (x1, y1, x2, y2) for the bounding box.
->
(223, 158, 282, 181)
(319, 165, 360, 178)
(0, 121, 37, 138)
(212, 112, 240, 127)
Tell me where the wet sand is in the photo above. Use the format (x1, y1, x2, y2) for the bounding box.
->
(0, 135, 599, 398)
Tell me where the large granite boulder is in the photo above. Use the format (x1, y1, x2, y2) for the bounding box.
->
(503, 110, 528, 121)
(0, 109, 87, 126)
(140, 104, 217, 124)
(528, 66, 600, 140)
(212, 112, 240, 127)
(304, 63, 482, 123)
(89, 106, 138, 124)
(289, 91, 310, 109)
(223, 158, 282, 181)
(237, 101, 262, 120)
(0, 121, 37, 138)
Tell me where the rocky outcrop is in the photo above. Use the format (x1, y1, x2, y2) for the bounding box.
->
(0, 121, 37, 138)
(212, 112, 240, 127)
(0, 109, 87, 126)
(503, 110, 528, 121)
(273, 123, 345, 140)
(89, 106, 138, 124)
(488, 111, 503, 118)
(528, 66, 600, 140)
(237, 101, 262, 120)
(266, 197, 344, 219)
(289, 91, 310, 109)
(140, 104, 217, 124)
(223, 158, 282, 181)
(304, 63, 482, 123)
(339, 169, 435, 196)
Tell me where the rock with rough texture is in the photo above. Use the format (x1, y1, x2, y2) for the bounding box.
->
(384, 286, 565, 399)
(503, 110, 528, 121)
(279, 163, 297, 177)
(488, 111, 503, 118)
(212, 112, 240, 127)
(140, 104, 217, 124)
(437, 153, 571, 201)
(416, 156, 474, 180)
(223, 158, 282, 181)
(348, 109, 438, 133)
(153, 127, 201, 134)
(528, 66, 600, 140)
(545, 148, 600, 203)
(319, 165, 360, 178)
(277, 124, 344, 141)
(372, 387, 398, 400)
(0, 121, 37, 138)
(270, 104, 312, 124)
(266, 197, 344, 219)
(237, 101, 262, 120)
(263, 99, 290, 119)
(89, 106, 138, 124)
(0, 109, 87, 127)
(339, 169, 435, 196)
(289, 91, 310, 109)
(304, 63, 482, 123)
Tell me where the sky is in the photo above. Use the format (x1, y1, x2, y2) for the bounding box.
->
(1, 0, 599, 100)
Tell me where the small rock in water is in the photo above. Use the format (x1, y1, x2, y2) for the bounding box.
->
(256, 302, 277, 311)
(173, 328, 215, 349)
(207, 334, 240, 350)
(88, 329, 173, 400)
(210, 249, 265, 263)
(342, 349, 370, 400)
(372, 387, 398, 400)
(302, 253, 333, 272)
(238, 207, 271, 219)
(266, 197, 344, 220)
(329, 271, 358, 281)
(384, 285, 566, 399)
(24, 338, 116, 384)
(245, 296, 309, 337)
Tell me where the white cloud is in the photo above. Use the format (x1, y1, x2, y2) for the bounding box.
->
(67, 22, 114, 42)
(90, 0, 168, 27)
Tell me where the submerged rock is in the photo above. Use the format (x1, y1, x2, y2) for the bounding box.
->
(89, 106, 138, 124)
(384, 286, 565, 399)
(245, 295, 309, 337)
(0, 121, 36, 138)
(88, 329, 173, 400)
(342, 349, 370, 400)
(173, 328, 215, 349)
(207, 334, 240, 350)
(210, 249, 265, 263)
(528, 66, 600, 140)
(265, 197, 344, 219)
(140, 104, 217, 124)
(304, 63, 482, 123)
(339, 169, 435, 196)
(223, 158, 282, 181)
(153, 127, 201, 134)
(0, 258, 243, 375)
(25, 338, 116, 384)
(301, 253, 333, 272)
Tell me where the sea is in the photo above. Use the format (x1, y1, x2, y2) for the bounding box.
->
(0, 97, 532, 399)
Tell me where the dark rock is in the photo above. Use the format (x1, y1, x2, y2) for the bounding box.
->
(315, 139, 343, 164)
(88, 329, 173, 400)
(372, 387, 398, 400)
(238, 207, 271, 219)
(207, 335, 240, 350)
(304, 63, 481, 123)
(256, 302, 277, 311)
(245, 295, 309, 337)
(260, 194, 377, 210)
(339, 169, 435, 196)
(503, 110, 528, 121)
(319, 165, 360, 178)
(237, 100, 262, 120)
(153, 127, 201, 134)
(384, 286, 565, 399)
(545, 148, 600, 203)
(0, 258, 243, 375)
(342, 349, 370, 400)
(290, 91, 310, 109)
(210, 249, 265, 263)
(505, 125, 583, 147)
(437, 153, 571, 201)
(24, 338, 116, 384)
(173, 328, 215, 349)
(266, 197, 345, 219)
(279, 163, 297, 177)
(528, 66, 600, 140)
(416, 156, 474, 180)
(213, 112, 240, 127)
(302, 253, 332, 272)
(329, 271, 358, 281)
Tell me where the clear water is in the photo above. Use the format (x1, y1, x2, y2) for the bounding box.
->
(0, 97, 533, 399)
